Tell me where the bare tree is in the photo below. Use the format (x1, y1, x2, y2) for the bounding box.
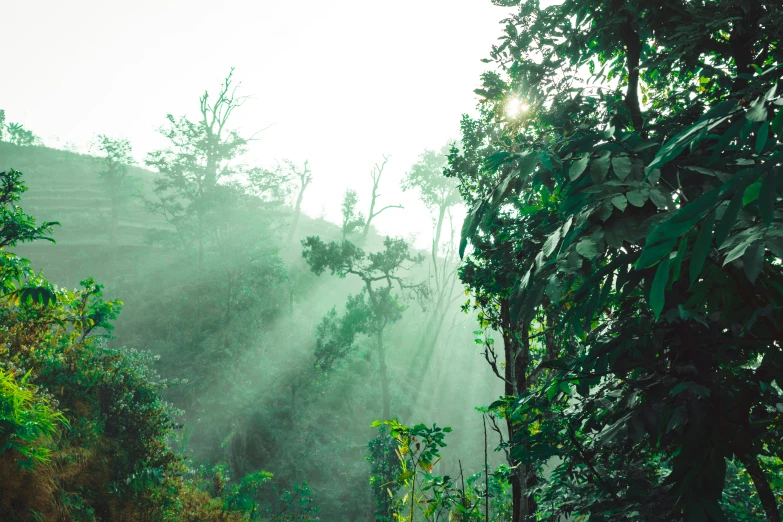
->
(285, 159, 313, 244)
(361, 155, 403, 239)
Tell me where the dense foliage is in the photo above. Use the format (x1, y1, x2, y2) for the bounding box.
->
(450, 0, 783, 520)
(4, 1, 783, 520)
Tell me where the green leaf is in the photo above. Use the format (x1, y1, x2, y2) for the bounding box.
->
(626, 188, 649, 207)
(543, 227, 562, 257)
(756, 122, 770, 153)
(650, 256, 671, 319)
(648, 103, 737, 171)
(576, 237, 597, 258)
(590, 152, 611, 184)
(459, 203, 485, 259)
(746, 96, 769, 122)
(743, 240, 765, 283)
(649, 189, 669, 209)
(759, 171, 776, 227)
(771, 107, 783, 136)
(670, 237, 688, 283)
(483, 151, 512, 172)
(641, 189, 719, 267)
(714, 191, 743, 247)
(723, 235, 759, 265)
(637, 238, 677, 269)
(689, 210, 715, 287)
(611, 194, 628, 211)
(611, 156, 632, 181)
(569, 153, 590, 181)
(546, 383, 559, 402)
(743, 181, 761, 206)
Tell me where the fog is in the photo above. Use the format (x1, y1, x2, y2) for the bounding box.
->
(1, 1, 517, 519)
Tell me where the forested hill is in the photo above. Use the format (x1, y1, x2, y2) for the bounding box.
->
(3, 0, 783, 519)
(1, 140, 503, 520)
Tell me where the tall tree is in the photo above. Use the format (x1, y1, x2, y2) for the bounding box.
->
(452, 1, 783, 521)
(91, 135, 136, 248)
(361, 155, 403, 239)
(0, 110, 5, 141)
(301, 236, 425, 421)
(340, 189, 365, 241)
(144, 68, 251, 269)
(403, 145, 463, 353)
(285, 159, 313, 245)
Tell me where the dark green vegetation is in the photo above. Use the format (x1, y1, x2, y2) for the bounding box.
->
(2, 0, 783, 520)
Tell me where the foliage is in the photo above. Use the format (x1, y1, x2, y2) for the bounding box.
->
(403, 146, 461, 213)
(0, 368, 67, 465)
(341, 189, 365, 240)
(369, 419, 513, 521)
(6, 122, 39, 147)
(0, 167, 274, 520)
(91, 135, 137, 246)
(144, 69, 252, 267)
(451, 0, 783, 520)
(403, 146, 464, 358)
(302, 236, 426, 413)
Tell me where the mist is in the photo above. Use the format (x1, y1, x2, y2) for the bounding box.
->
(0, 1, 514, 519)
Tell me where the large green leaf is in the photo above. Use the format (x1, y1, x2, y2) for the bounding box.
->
(689, 210, 715, 287)
(647, 102, 738, 171)
(714, 191, 743, 247)
(459, 203, 485, 259)
(650, 256, 671, 320)
(543, 226, 562, 257)
(590, 151, 611, 184)
(723, 234, 760, 265)
(611, 156, 632, 181)
(576, 237, 597, 258)
(756, 122, 770, 153)
(638, 190, 719, 268)
(569, 153, 590, 181)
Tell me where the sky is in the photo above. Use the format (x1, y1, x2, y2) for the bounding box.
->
(1, 0, 513, 247)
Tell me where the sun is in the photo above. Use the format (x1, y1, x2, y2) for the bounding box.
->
(506, 98, 528, 118)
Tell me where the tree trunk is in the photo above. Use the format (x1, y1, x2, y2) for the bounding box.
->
(378, 329, 391, 421)
(500, 299, 536, 522)
(738, 452, 781, 522)
(287, 187, 305, 244)
(362, 191, 377, 239)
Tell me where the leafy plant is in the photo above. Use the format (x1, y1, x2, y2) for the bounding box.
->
(450, 1, 783, 520)
(0, 368, 67, 465)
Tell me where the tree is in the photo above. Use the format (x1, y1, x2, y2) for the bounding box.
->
(145, 68, 252, 269)
(452, 1, 783, 521)
(301, 236, 425, 421)
(361, 155, 403, 239)
(403, 145, 464, 354)
(6, 122, 39, 146)
(0, 110, 5, 141)
(340, 189, 365, 241)
(285, 159, 313, 245)
(91, 134, 136, 247)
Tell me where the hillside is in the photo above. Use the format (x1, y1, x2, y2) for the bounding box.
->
(0, 142, 504, 520)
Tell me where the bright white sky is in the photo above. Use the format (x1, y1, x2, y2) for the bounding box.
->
(1, 0, 513, 247)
